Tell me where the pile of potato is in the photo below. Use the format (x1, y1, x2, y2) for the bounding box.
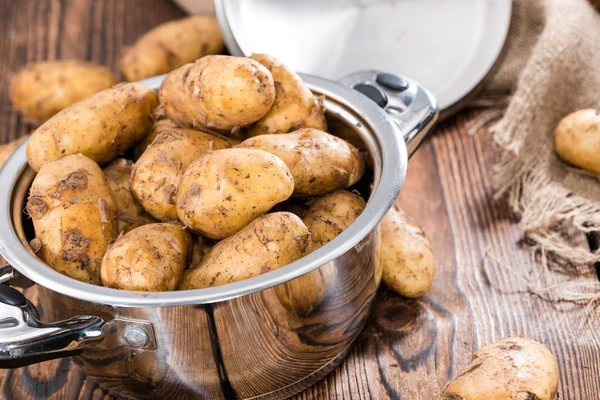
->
(10, 15, 436, 300)
(21, 48, 369, 293)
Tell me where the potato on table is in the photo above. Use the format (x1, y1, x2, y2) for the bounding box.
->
(131, 125, 231, 221)
(176, 148, 294, 239)
(554, 108, 600, 174)
(276, 190, 365, 315)
(9, 60, 115, 124)
(179, 212, 310, 290)
(238, 128, 365, 197)
(439, 337, 559, 400)
(103, 158, 156, 234)
(159, 55, 275, 133)
(120, 16, 223, 81)
(380, 205, 434, 298)
(101, 222, 191, 291)
(26, 154, 117, 284)
(26, 82, 158, 172)
(247, 54, 327, 136)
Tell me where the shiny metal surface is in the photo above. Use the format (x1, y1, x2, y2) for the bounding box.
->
(0, 73, 437, 399)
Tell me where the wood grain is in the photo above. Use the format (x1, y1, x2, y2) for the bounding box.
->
(1, 1, 599, 399)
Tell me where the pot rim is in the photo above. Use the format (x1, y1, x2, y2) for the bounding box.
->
(0, 73, 406, 307)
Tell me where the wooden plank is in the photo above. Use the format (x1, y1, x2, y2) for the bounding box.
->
(0, 1, 599, 399)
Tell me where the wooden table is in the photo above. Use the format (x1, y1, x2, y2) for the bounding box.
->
(1, 1, 599, 399)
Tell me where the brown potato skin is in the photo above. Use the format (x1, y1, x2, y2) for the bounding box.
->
(276, 190, 365, 315)
(554, 108, 600, 174)
(9, 60, 115, 124)
(238, 128, 365, 197)
(189, 236, 215, 268)
(103, 158, 156, 234)
(26, 154, 117, 284)
(26, 83, 158, 172)
(176, 148, 294, 239)
(120, 16, 224, 81)
(101, 222, 191, 291)
(303, 190, 366, 251)
(247, 54, 327, 136)
(133, 118, 179, 160)
(179, 212, 310, 290)
(131, 127, 231, 221)
(159, 55, 275, 133)
(439, 337, 559, 400)
(380, 205, 434, 298)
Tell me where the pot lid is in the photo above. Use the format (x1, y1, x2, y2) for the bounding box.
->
(214, 0, 512, 118)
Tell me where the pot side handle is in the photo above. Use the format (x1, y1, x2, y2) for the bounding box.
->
(338, 70, 438, 157)
(0, 278, 104, 369)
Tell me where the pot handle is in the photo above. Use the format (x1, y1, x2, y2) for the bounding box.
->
(0, 267, 104, 369)
(338, 70, 438, 156)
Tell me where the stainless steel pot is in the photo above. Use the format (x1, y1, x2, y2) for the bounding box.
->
(0, 72, 436, 399)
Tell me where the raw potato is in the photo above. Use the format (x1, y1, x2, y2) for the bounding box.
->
(303, 190, 366, 251)
(101, 222, 191, 291)
(239, 128, 365, 196)
(9, 60, 115, 124)
(179, 212, 310, 290)
(120, 16, 224, 81)
(189, 236, 215, 268)
(380, 205, 434, 298)
(133, 118, 179, 160)
(0, 136, 27, 168)
(554, 108, 600, 174)
(176, 148, 294, 239)
(103, 158, 156, 234)
(26, 82, 158, 171)
(247, 54, 327, 136)
(159, 55, 275, 133)
(439, 337, 559, 400)
(276, 190, 365, 315)
(131, 127, 231, 221)
(26, 154, 117, 284)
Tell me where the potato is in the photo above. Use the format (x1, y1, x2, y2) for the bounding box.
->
(189, 236, 215, 268)
(26, 154, 117, 284)
(238, 128, 365, 197)
(247, 54, 327, 136)
(101, 222, 191, 291)
(439, 337, 559, 400)
(303, 190, 366, 251)
(120, 16, 224, 81)
(179, 212, 310, 290)
(103, 158, 156, 234)
(131, 127, 231, 221)
(133, 118, 178, 160)
(159, 55, 275, 133)
(275, 190, 365, 315)
(380, 205, 434, 298)
(26, 82, 158, 172)
(176, 148, 294, 239)
(0, 136, 27, 168)
(9, 60, 115, 124)
(554, 108, 600, 174)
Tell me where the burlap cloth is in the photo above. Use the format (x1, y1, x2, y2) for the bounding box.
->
(477, 0, 600, 256)
(469, 0, 600, 300)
